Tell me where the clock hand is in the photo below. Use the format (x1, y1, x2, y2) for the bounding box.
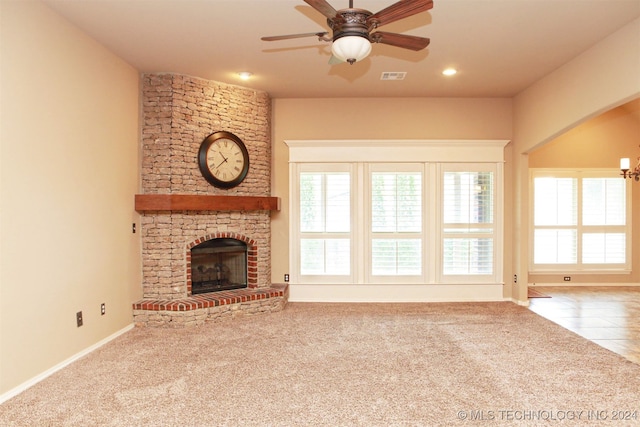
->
(215, 153, 229, 169)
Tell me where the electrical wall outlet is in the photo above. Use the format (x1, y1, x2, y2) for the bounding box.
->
(76, 311, 83, 327)
(101, 303, 106, 315)
(563, 276, 571, 281)
(284, 274, 289, 282)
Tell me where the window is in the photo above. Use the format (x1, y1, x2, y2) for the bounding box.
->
(370, 168, 423, 277)
(582, 177, 627, 265)
(532, 176, 578, 264)
(299, 169, 351, 278)
(288, 142, 505, 286)
(442, 168, 495, 277)
(530, 170, 630, 272)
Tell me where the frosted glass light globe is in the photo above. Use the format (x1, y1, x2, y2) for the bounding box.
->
(331, 36, 371, 64)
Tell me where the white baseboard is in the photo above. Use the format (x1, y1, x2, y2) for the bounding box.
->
(510, 297, 530, 307)
(288, 283, 505, 303)
(0, 323, 135, 404)
(529, 283, 640, 287)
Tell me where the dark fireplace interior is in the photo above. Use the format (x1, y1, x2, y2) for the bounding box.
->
(191, 238, 248, 294)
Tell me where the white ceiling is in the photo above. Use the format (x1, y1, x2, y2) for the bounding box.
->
(42, 0, 640, 99)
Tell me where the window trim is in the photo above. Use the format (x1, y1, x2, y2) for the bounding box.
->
(365, 163, 426, 284)
(286, 139, 509, 287)
(290, 163, 357, 284)
(529, 168, 632, 274)
(286, 140, 509, 163)
(438, 163, 503, 284)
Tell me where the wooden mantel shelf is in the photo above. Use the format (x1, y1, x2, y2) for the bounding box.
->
(135, 194, 280, 212)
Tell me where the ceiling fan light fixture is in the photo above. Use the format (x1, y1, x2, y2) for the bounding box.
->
(331, 35, 371, 65)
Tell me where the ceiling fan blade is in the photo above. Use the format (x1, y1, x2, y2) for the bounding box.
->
(367, 0, 433, 28)
(304, 0, 338, 19)
(370, 31, 430, 51)
(261, 32, 329, 41)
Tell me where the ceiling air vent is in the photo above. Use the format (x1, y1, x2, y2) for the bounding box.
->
(381, 72, 407, 81)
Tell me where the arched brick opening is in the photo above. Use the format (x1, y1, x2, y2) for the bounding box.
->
(186, 232, 258, 295)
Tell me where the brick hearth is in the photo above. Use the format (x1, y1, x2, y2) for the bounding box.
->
(133, 283, 289, 327)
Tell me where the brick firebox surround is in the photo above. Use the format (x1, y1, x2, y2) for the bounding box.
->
(132, 73, 288, 327)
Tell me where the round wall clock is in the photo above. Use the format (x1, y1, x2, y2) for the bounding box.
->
(198, 131, 250, 189)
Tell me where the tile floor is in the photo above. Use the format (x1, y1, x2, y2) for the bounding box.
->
(528, 286, 640, 365)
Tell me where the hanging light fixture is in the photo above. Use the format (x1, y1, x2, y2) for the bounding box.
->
(331, 35, 372, 64)
(620, 147, 640, 181)
(329, 5, 372, 65)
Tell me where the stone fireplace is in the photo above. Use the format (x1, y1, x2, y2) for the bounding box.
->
(132, 74, 288, 327)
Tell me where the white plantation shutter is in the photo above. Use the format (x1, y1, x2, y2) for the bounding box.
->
(300, 238, 350, 275)
(300, 173, 323, 232)
(371, 239, 422, 275)
(534, 177, 577, 226)
(582, 233, 626, 264)
(581, 177, 627, 264)
(442, 170, 494, 276)
(582, 178, 625, 226)
(371, 172, 422, 276)
(533, 229, 577, 264)
(300, 173, 350, 233)
(530, 170, 630, 271)
(299, 172, 351, 275)
(443, 172, 493, 224)
(371, 173, 422, 233)
(533, 176, 578, 264)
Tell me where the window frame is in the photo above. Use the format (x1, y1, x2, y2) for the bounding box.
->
(286, 140, 508, 287)
(529, 168, 632, 274)
(438, 163, 501, 284)
(291, 162, 356, 284)
(365, 163, 427, 284)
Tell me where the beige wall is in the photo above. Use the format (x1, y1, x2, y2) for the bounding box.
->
(529, 102, 640, 169)
(270, 97, 514, 292)
(0, 1, 141, 395)
(514, 18, 640, 154)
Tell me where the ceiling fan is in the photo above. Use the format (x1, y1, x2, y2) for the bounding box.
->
(261, 0, 433, 65)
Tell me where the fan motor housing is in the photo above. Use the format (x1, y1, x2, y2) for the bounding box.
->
(329, 8, 372, 41)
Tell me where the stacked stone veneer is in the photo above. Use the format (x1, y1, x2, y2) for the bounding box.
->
(133, 73, 287, 327)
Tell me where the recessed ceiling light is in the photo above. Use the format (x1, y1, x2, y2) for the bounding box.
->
(238, 72, 252, 80)
(442, 68, 457, 76)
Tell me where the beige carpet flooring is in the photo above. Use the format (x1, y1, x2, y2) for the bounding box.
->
(1, 302, 639, 426)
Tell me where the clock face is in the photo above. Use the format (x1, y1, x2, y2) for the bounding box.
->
(206, 138, 245, 182)
(198, 131, 249, 188)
